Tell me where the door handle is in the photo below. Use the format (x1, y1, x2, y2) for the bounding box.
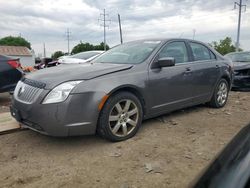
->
(185, 67, 192, 72)
(184, 67, 192, 75)
(215, 65, 220, 69)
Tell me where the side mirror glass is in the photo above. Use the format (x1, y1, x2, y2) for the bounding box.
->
(158, 57, 175, 68)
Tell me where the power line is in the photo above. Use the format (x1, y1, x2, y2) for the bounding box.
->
(234, 0, 247, 51)
(66, 28, 71, 54)
(99, 9, 111, 51)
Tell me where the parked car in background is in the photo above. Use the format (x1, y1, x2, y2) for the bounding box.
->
(11, 39, 232, 141)
(34, 58, 53, 70)
(0, 55, 23, 93)
(34, 51, 104, 70)
(225, 51, 250, 90)
(58, 51, 104, 64)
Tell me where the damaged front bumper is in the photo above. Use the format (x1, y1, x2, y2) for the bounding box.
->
(10, 89, 100, 137)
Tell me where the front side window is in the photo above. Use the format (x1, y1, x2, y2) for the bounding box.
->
(158, 41, 189, 64)
(190, 42, 211, 61)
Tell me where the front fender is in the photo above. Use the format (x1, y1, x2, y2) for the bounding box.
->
(72, 69, 148, 111)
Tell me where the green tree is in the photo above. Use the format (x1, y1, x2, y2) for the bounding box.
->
(210, 37, 242, 55)
(94, 42, 110, 51)
(0, 36, 31, 49)
(71, 42, 94, 54)
(71, 42, 110, 54)
(51, 51, 65, 60)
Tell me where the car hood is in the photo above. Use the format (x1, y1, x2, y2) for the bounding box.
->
(233, 62, 250, 70)
(26, 63, 133, 89)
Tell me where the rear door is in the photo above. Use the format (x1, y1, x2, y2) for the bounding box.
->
(187, 42, 220, 104)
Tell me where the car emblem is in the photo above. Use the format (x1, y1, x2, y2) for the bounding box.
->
(18, 86, 25, 97)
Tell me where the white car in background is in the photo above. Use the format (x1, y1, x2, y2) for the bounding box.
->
(58, 50, 104, 64)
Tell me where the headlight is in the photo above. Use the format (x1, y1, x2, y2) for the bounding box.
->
(42, 81, 82, 104)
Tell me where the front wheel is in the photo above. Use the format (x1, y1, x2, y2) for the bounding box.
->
(97, 92, 143, 142)
(209, 78, 229, 108)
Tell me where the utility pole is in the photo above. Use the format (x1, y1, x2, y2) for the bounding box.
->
(66, 28, 71, 55)
(118, 14, 123, 44)
(234, 0, 246, 51)
(99, 9, 110, 51)
(43, 43, 46, 58)
(192, 29, 196, 40)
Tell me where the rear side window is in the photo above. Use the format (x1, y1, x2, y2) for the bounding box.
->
(190, 42, 212, 61)
(158, 41, 189, 64)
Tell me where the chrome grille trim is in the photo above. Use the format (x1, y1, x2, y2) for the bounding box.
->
(22, 78, 46, 89)
(14, 81, 43, 104)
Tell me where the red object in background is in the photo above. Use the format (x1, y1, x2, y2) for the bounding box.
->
(7, 60, 21, 69)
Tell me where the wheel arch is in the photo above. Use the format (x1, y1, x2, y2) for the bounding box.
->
(221, 74, 231, 87)
(107, 85, 146, 116)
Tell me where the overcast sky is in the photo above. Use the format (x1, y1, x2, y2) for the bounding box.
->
(0, 0, 249, 56)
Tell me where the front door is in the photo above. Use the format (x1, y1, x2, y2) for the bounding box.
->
(147, 41, 194, 116)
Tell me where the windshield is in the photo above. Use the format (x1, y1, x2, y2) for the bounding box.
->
(93, 41, 161, 64)
(225, 52, 250, 62)
(71, 51, 101, 60)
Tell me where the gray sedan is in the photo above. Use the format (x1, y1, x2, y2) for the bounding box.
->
(11, 39, 233, 141)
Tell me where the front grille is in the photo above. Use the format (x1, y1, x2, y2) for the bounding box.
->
(14, 81, 43, 104)
(234, 69, 250, 76)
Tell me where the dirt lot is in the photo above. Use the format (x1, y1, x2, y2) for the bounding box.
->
(0, 91, 249, 188)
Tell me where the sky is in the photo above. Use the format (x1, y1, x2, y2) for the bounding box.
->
(0, 0, 249, 56)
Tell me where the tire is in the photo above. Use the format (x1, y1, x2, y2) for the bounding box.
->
(209, 78, 229, 108)
(97, 92, 143, 142)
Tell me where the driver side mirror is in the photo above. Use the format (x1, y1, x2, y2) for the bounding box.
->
(157, 57, 175, 68)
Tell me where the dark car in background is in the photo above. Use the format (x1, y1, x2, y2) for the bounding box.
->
(34, 58, 53, 70)
(0, 55, 23, 93)
(225, 51, 250, 90)
(11, 39, 233, 141)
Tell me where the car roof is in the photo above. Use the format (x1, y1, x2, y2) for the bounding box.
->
(130, 38, 224, 59)
(125, 38, 211, 45)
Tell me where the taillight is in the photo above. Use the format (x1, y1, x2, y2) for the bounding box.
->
(7, 60, 21, 69)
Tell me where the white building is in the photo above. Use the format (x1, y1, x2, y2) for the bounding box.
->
(0, 46, 35, 67)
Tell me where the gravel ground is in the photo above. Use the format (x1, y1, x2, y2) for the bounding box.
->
(0, 93, 11, 114)
(0, 91, 249, 188)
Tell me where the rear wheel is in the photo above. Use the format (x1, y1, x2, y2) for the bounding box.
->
(209, 78, 229, 108)
(97, 92, 143, 142)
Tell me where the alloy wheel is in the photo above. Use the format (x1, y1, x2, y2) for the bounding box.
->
(216, 82, 228, 106)
(109, 99, 139, 137)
